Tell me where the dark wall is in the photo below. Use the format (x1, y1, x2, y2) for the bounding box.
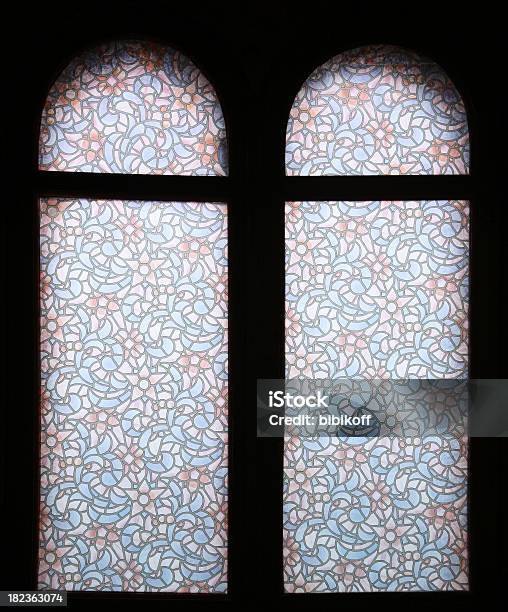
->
(2, 2, 506, 605)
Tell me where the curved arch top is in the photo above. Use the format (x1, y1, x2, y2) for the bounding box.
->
(286, 45, 469, 176)
(39, 40, 228, 175)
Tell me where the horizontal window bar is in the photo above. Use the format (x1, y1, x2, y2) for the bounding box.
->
(36, 171, 231, 201)
(284, 175, 474, 201)
(36, 172, 477, 204)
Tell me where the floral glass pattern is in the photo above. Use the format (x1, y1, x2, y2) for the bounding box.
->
(39, 198, 228, 592)
(284, 201, 469, 592)
(286, 201, 469, 378)
(286, 46, 469, 175)
(39, 41, 228, 175)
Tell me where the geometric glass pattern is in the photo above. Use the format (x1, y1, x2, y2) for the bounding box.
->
(284, 201, 469, 591)
(286, 46, 469, 176)
(39, 198, 228, 592)
(39, 41, 228, 175)
(286, 201, 469, 378)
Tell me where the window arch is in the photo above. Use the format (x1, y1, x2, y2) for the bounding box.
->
(286, 45, 469, 176)
(39, 40, 228, 175)
(284, 45, 469, 592)
(38, 40, 229, 593)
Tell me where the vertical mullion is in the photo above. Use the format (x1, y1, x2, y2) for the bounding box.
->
(253, 194, 285, 598)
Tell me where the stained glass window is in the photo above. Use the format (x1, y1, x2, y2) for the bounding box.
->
(286, 45, 469, 176)
(39, 41, 227, 175)
(284, 201, 468, 591)
(38, 42, 229, 593)
(284, 46, 469, 593)
(286, 201, 468, 378)
(39, 199, 228, 592)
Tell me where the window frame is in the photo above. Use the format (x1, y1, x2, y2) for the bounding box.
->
(2, 20, 506, 605)
(29, 37, 245, 602)
(257, 43, 504, 602)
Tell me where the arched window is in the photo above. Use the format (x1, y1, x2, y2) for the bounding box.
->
(38, 40, 228, 592)
(39, 40, 227, 174)
(284, 45, 469, 592)
(286, 45, 468, 175)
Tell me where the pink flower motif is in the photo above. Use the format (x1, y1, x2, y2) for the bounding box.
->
(137, 45, 165, 71)
(192, 131, 220, 166)
(86, 525, 120, 548)
(364, 479, 391, 513)
(366, 118, 395, 147)
(40, 272, 53, 300)
(286, 231, 322, 266)
(286, 345, 324, 378)
(118, 213, 144, 244)
(337, 333, 368, 358)
(283, 536, 299, 567)
(289, 98, 324, 132)
(41, 422, 73, 458)
(334, 445, 368, 475)
(125, 252, 165, 287)
(116, 329, 144, 361)
(125, 482, 166, 517)
(78, 128, 102, 163)
(285, 202, 303, 234)
(337, 83, 370, 109)
(335, 218, 368, 242)
(333, 560, 367, 587)
(116, 444, 144, 475)
(179, 238, 211, 262)
(371, 517, 414, 553)
(178, 352, 210, 377)
(364, 252, 391, 281)
(122, 365, 167, 401)
(172, 85, 204, 119)
(116, 558, 144, 591)
(425, 276, 458, 300)
(285, 436, 302, 455)
(40, 388, 52, 417)
(179, 579, 214, 593)
(39, 502, 51, 530)
(85, 408, 120, 435)
(428, 140, 462, 167)
(285, 572, 320, 593)
(178, 466, 212, 491)
(85, 294, 120, 320)
(96, 66, 128, 96)
(372, 288, 413, 324)
(285, 308, 302, 339)
(54, 79, 87, 113)
(424, 504, 458, 530)
(40, 199, 74, 229)
(38, 538, 71, 574)
(285, 460, 321, 495)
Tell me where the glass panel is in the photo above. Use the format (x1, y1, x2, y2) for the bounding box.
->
(284, 201, 469, 592)
(39, 199, 228, 592)
(286, 46, 469, 176)
(39, 41, 228, 175)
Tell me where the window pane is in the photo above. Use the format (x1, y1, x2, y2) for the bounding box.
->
(284, 201, 468, 592)
(39, 41, 228, 175)
(286, 46, 469, 176)
(39, 199, 228, 592)
(286, 201, 468, 377)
